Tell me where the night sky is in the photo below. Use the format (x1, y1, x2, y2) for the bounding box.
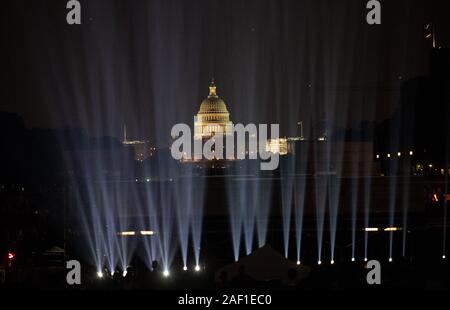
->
(2, 0, 450, 145)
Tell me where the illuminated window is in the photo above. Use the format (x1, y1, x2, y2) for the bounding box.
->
(119, 231, 136, 236)
(384, 227, 402, 232)
(140, 231, 154, 236)
(364, 228, 379, 232)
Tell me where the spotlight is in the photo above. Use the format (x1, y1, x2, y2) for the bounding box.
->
(318, 260, 322, 265)
(331, 260, 335, 265)
(97, 271, 104, 278)
(443, 255, 446, 260)
(110, 271, 115, 277)
(364, 258, 368, 262)
(122, 270, 127, 277)
(389, 258, 393, 263)
(183, 266, 188, 271)
(163, 269, 170, 277)
(194, 265, 201, 272)
(351, 257, 355, 262)
(296, 260, 301, 265)
(146, 178, 150, 182)
(397, 152, 401, 157)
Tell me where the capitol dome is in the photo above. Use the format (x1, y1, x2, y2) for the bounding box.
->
(197, 81, 230, 115)
(194, 80, 233, 139)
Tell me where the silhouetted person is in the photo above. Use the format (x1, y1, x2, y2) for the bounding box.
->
(148, 260, 160, 289)
(113, 270, 121, 281)
(151, 260, 159, 272)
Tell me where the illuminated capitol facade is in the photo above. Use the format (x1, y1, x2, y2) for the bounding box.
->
(194, 81, 233, 140)
(192, 80, 288, 158)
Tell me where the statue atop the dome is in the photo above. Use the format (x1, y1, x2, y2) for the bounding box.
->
(208, 79, 217, 98)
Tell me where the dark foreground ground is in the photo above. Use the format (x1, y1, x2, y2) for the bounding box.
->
(1, 258, 449, 291)
(2, 225, 449, 291)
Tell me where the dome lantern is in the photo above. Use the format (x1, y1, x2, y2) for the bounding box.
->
(209, 80, 217, 98)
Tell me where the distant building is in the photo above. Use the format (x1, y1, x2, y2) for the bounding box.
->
(266, 138, 290, 155)
(375, 47, 450, 176)
(178, 80, 235, 166)
(194, 81, 233, 140)
(122, 125, 155, 161)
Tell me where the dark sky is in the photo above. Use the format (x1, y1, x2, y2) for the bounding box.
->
(2, 0, 449, 144)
